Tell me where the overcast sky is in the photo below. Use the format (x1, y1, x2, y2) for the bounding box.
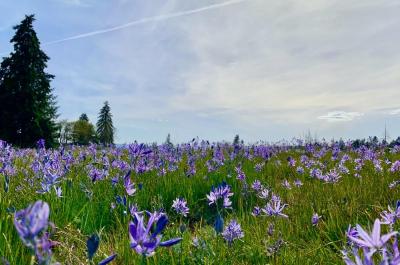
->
(1, 0, 399, 143)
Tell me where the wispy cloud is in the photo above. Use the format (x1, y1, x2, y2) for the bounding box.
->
(56, 0, 91, 7)
(1, 0, 400, 142)
(388, 109, 400, 115)
(44, 0, 248, 45)
(318, 111, 363, 122)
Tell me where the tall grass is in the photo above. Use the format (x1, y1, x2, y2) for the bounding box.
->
(0, 142, 399, 264)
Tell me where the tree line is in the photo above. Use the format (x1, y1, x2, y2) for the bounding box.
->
(58, 102, 115, 145)
(0, 15, 115, 147)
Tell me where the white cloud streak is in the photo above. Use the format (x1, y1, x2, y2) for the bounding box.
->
(318, 111, 363, 122)
(43, 0, 248, 45)
(388, 109, 400, 115)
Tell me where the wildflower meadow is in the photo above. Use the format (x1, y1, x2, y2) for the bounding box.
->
(1, 139, 400, 264)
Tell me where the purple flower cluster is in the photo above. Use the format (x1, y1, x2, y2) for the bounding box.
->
(129, 211, 182, 257)
(14, 201, 56, 264)
(262, 194, 288, 218)
(312, 213, 321, 226)
(343, 219, 399, 264)
(207, 182, 234, 209)
(172, 197, 189, 217)
(222, 219, 244, 245)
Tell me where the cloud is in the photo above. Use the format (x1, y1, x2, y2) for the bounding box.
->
(388, 109, 400, 115)
(43, 0, 248, 45)
(318, 111, 364, 122)
(3, 0, 400, 142)
(56, 0, 91, 7)
(169, 0, 400, 127)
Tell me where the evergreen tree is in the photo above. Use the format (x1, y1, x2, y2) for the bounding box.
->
(96, 101, 115, 145)
(79, 113, 89, 122)
(0, 15, 58, 147)
(233, 134, 240, 145)
(165, 133, 173, 148)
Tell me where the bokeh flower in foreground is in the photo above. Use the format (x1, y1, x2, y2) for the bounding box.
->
(343, 219, 399, 264)
(129, 211, 182, 257)
(14, 200, 57, 264)
(14, 200, 49, 247)
(347, 219, 396, 252)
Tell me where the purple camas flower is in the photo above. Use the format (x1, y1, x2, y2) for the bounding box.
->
(287, 156, 296, 167)
(343, 219, 400, 265)
(323, 169, 341, 183)
(129, 204, 139, 217)
(129, 211, 182, 257)
(310, 168, 322, 179)
(391, 161, 400, 173)
(171, 197, 189, 217)
(254, 163, 264, 172)
(88, 166, 108, 182)
(296, 166, 304, 174)
(37, 139, 45, 149)
(380, 201, 400, 227)
(235, 166, 246, 181)
(346, 225, 358, 243)
(252, 180, 262, 191)
(124, 170, 136, 196)
(294, 179, 303, 187)
(374, 159, 383, 173)
(111, 176, 119, 187)
(14, 201, 56, 264)
(347, 219, 397, 257)
(262, 194, 288, 218)
(98, 253, 117, 265)
(14, 200, 49, 246)
(281, 179, 291, 189)
(252, 206, 261, 217)
(312, 213, 321, 226)
(222, 219, 244, 245)
(389, 180, 400, 189)
(258, 188, 269, 200)
(206, 182, 234, 209)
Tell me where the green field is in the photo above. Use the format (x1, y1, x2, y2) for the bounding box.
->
(0, 141, 399, 264)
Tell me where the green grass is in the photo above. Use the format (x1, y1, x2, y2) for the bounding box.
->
(0, 145, 399, 264)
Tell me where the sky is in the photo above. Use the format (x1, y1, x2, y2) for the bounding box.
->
(0, 0, 400, 144)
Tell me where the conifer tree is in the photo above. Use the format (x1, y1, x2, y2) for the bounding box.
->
(0, 15, 58, 147)
(79, 113, 89, 122)
(96, 101, 115, 145)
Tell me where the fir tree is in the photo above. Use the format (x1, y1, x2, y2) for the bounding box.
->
(79, 113, 89, 122)
(165, 133, 173, 148)
(96, 101, 115, 145)
(233, 134, 240, 146)
(0, 15, 58, 147)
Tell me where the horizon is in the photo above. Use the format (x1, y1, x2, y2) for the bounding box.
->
(1, 0, 399, 144)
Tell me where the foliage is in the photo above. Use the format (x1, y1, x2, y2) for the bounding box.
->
(72, 119, 96, 145)
(0, 15, 58, 147)
(57, 120, 74, 145)
(96, 102, 114, 145)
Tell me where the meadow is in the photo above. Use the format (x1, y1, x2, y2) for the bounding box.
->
(1, 139, 400, 264)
